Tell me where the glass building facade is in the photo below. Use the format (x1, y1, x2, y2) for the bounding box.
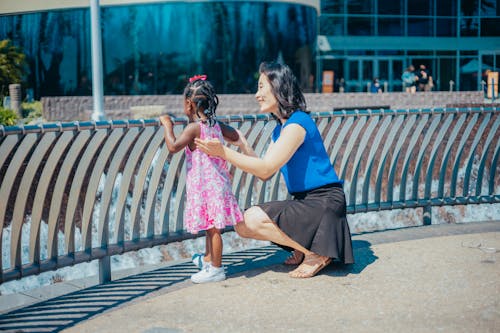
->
(318, 0, 500, 92)
(0, 1, 317, 99)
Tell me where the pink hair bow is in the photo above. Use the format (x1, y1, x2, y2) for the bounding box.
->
(189, 74, 207, 83)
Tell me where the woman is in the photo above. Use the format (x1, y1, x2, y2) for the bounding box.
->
(195, 62, 354, 278)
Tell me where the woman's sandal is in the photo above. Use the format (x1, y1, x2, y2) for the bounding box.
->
(284, 251, 304, 265)
(288, 254, 332, 278)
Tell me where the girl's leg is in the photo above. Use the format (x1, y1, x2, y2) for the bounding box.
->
(203, 235, 211, 264)
(206, 228, 223, 268)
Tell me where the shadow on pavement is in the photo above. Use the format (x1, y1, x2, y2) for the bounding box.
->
(0, 245, 289, 332)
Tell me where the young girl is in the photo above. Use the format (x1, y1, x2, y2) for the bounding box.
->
(159, 75, 242, 283)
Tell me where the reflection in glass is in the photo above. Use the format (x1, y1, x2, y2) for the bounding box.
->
(378, 18, 403, 36)
(348, 17, 373, 35)
(348, 0, 373, 14)
(436, 0, 458, 16)
(320, 15, 345, 35)
(481, 18, 500, 36)
(408, 0, 432, 15)
(378, 1, 403, 15)
(0, 2, 317, 98)
(408, 18, 433, 36)
(436, 18, 457, 36)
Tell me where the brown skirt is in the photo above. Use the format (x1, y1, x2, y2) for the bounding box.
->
(256, 183, 354, 264)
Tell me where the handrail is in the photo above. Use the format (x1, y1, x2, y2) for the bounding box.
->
(0, 107, 499, 284)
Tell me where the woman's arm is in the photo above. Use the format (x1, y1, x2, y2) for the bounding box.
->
(160, 115, 199, 153)
(195, 123, 305, 180)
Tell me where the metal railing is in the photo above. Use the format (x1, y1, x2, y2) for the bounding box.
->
(1, 107, 499, 284)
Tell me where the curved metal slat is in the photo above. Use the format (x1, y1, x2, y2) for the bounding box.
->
(462, 113, 492, 197)
(450, 113, 479, 198)
(240, 121, 276, 208)
(410, 113, 443, 201)
(2, 134, 38, 270)
(12, 133, 57, 268)
(323, 116, 343, 156)
(129, 129, 165, 239)
(231, 120, 264, 201)
(171, 159, 187, 233)
(80, 128, 124, 251)
(0, 135, 19, 176)
(423, 113, 455, 200)
(62, 130, 107, 255)
(158, 146, 184, 235)
(231, 120, 253, 198)
(339, 116, 368, 184)
(475, 115, 500, 196)
(489, 139, 500, 196)
(42, 131, 85, 258)
(113, 127, 156, 244)
(373, 114, 406, 204)
(385, 114, 417, 203)
(362, 114, 399, 205)
(329, 116, 355, 174)
(398, 113, 430, 202)
(97, 128, 141, 244)
(349, 115, 382, 207)
(55, 130, 92, 255)
(143, 143, 169, 237)
(437, 113, 468, 198)
(47, 131, 90, 253)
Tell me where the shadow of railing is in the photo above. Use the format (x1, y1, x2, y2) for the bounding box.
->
(0, 245, 289, 332)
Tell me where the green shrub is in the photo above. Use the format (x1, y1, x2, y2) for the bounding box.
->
(21, 101, 43, 123)
(0, 107, 18, 126)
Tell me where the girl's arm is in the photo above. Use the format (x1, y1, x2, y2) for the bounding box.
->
(195, 124, 305, 180)
(219, 122, 239, 142)
(160, 115, 199, 153)
(218, 122, 257, 157)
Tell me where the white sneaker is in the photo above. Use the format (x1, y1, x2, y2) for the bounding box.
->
(191, 253, 209, 269)
(191, 264, 226, 284)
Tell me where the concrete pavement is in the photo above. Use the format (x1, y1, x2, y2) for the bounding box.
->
(0, 221, 499, 333)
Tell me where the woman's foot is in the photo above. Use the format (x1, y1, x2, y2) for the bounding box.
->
(284, 250, 304, 265)
(288, 253, 332, 278)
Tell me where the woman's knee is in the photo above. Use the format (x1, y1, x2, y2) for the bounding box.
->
(235, 206, 268, 237)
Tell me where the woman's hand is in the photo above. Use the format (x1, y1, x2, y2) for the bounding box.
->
(195, 138, 226, 158)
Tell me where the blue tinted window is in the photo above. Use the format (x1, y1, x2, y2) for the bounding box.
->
(408, 0, 433, 15)
(378, 1, 403, 15)
(378, 18, 404, 36)
(348, 0, 373, 14)
(0, 2, 317, 97)
(408, 18, 433, 36)
(436, 18, 457, 36)
(348, 17, 373, 35)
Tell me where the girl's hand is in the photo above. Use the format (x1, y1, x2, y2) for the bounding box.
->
(159, 115, 173, 127)
(195, 138, 225, 158)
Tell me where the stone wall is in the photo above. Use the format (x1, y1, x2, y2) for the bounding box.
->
(42, 91, 486, 122)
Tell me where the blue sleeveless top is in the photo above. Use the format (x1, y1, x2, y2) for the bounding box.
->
(272, 111, 341, 193)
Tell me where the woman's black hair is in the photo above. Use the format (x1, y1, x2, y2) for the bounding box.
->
(184, 78, 218, 126)
(258, 61, 307, 119)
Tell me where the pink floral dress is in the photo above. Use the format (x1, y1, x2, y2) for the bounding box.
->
(184, 121, 243, 234)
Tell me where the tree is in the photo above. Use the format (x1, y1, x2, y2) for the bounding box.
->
(0, 39, 27, 97)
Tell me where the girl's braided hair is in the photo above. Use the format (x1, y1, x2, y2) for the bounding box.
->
(184, 75, 218, 126)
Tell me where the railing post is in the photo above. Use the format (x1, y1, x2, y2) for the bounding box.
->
(99, 256, 111, 284)
(423, 205, 432, 225)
